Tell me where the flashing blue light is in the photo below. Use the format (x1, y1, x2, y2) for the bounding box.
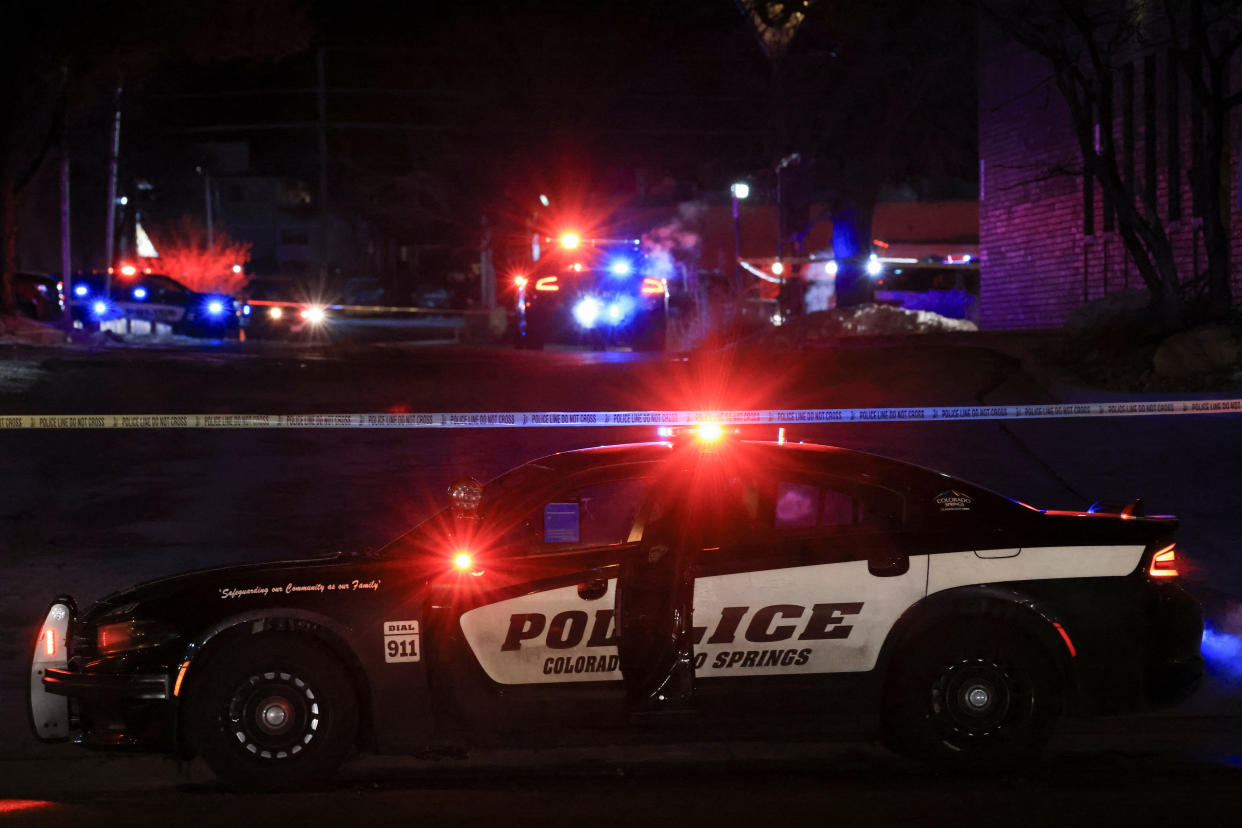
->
(206, 299, 225, 316)
(242, 304, 251, 316)
(607, 303, 624, 324)
(573, 297, 601, 329)
(132, 287, 147, 300)
(74, 284, 89, 297)
(1202, 624, 1242, 680)
(91, 300, 109, 318)
(866, 254, 883, 277)
(608, 258, 633, 277)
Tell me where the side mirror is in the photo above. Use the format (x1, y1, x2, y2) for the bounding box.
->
(448, 477, 483, 520)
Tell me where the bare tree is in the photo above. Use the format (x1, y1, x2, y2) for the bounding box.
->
(986, 0, 1242, 328)
(1165, 0, 1242, 322)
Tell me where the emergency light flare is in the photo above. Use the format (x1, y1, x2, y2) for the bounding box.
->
(771, 262, 784, 276)
(206, 300, 225, 316)
(866, 254, 883, 277)
(74, 284, 88, 297)
(454, 552, 473, 571)
(696, 423, 725, 443)
(573, 297, 601, 328)
(1201, 624, 1242, 680)
(302, 306, 326, 324)
(559, 232, 581, 250)
(119, 264, 137, 277)
(608, 258, 632, 276)
(268, 306, 283, 320)
(91, 301, 108, 317)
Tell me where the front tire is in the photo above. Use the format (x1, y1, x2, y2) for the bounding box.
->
(187, 634, 358, 790)
(882, 623, 1060, 767)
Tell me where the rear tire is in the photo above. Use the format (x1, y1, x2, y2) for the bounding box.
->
(882, 623, 1060, 767)
(187, 634, 358, 790)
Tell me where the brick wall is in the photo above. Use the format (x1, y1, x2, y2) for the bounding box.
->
(979, 29, 1242, 329)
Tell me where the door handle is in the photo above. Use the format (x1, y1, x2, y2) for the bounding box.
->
(577, 578, 607, 601)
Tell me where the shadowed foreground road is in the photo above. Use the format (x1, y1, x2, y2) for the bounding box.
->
(4, 725, 1242, 827)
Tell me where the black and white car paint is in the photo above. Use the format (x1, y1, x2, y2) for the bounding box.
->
(68, 272, 240, 339)
(29, 436, 1202, 789)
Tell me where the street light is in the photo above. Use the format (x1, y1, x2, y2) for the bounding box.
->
(731, 182, 749, 294)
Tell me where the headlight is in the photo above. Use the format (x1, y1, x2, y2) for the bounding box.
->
(96, 619, 179, 655)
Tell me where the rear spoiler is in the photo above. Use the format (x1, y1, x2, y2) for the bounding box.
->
(1087, 497, 1145, 518)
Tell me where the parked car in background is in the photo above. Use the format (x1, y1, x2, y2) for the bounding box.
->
(14, 272, 64, 322)
(240, 276, 330, 339)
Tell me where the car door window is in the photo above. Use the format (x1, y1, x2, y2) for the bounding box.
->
(519, 477, 650, 555)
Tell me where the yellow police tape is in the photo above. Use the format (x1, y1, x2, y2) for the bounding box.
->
(1, 399, 1240, 429)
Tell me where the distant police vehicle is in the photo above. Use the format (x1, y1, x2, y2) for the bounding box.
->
(30, 431, 1201, 789)
(70, 270, 239, 339)
(515, 234, 668, 351)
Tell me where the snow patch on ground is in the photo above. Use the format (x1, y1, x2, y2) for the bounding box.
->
(0, 361, 45, 393)
(749, 303, 977, 349)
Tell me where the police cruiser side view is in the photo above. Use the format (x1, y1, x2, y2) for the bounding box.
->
(29, 429, 1202, 789)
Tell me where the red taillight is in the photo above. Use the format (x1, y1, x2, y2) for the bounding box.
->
(43, 629, 55, 656)
(535, 276, 559, 292)
(641, 277, 664, 296)
(1149, 543, 1178, 578)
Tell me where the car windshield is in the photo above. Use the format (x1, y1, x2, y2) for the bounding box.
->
(245, 280, 303, 301)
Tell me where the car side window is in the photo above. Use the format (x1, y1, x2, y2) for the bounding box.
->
(772, 478, 904, 533)
(524, 477, 649, 554)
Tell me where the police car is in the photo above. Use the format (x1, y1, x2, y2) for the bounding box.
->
(70, 271, 240, 339)
(515, 235, 668, 351)
(29, 429, 1202, 789)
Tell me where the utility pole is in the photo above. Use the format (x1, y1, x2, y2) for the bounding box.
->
(103, 81, 123, 297)
(316, 47, 330, 292)
(60, 113, 73, 334)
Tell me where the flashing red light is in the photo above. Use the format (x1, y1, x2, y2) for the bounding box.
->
(1149, 543, 1179, 578)
(514, 276, 527, 288)
(43, 629, 55, 657)
(535, 276, 560, 292)
(454, 552, 473, 571)
(119, 264, 137, 277)
(640, 277, 665, 296)
(696, 423, 724, 443)
(560, 232, 581, 249)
